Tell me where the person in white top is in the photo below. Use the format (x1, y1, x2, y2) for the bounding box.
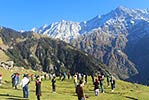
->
(20, 74, 30, 98)
(0, 73, 2, 86)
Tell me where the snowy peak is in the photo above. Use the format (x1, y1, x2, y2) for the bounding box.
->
(33, 20, 81, 42)
(32, 6, 149, 42)
(31, 27, 38, 32)
(80, 6, 149, 34)
(114, 6, 149, 20)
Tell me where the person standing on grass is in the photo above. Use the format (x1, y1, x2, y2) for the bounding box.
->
(76, 80, 86, 100)
(67, 71, 71, 80)
(90, 73, 94, 83)
(35, 75, 41, 100)
(14, 73, 19, 89)
(85, 74, 87, 84)
(74, 74, 78, 87)
(0, 73, 2, 86)
(93, 79, 100, 96)
(52, 76, 56, 93)
(11, 73, 16, 88)
(110, 76, 116, 92)
(107, 75, 111, 87)
(98, 72, 105, 93)
(20, 74, 30, 98)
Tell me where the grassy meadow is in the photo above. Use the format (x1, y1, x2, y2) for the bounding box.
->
(0, 67, 149, 100)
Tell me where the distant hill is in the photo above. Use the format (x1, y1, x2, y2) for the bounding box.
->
(0, 27, 109, 76)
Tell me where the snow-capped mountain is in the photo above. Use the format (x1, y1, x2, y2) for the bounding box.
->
(72, 6, 149, 84)
(32, 6, 149, 43)
(32, 20, 81, 42)
(31, 6, 149, 84)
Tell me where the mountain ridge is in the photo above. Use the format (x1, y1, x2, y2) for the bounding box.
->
(32, 6, 149, 42)
(31, 6, 149, 84)
(1, 6, 149, 84)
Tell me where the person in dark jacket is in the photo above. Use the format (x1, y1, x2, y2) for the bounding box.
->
(35, 75, 41, 100)
(11, 73, 16, 88)
(93, 79, 99, 96)
(52, 76, 56, 93)
(110, 76, 116, 92)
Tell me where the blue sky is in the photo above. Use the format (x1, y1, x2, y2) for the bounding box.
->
(0, 0, 148, 31)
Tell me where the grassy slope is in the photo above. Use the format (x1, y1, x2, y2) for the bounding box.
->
(0, 68, 149, 100)
(0, 50, 10, 62)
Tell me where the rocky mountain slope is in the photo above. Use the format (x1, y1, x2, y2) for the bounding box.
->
(32, 6, 149, 84)
(73, 7, 149, 84)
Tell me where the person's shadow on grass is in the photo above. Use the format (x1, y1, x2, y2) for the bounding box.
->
(0, 93, 28, 100)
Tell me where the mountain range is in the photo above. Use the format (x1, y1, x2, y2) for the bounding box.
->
(32, 6, 149, 85)
(0, 6, 149, 85)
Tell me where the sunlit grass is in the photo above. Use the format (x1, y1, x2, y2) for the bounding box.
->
(0, 67, 149, 100)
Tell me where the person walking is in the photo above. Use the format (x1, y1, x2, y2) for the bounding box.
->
(76, 80, 86, 100)
(20, 74, 30, 98)
(35, 75, 41, 100)
(62, 72, 66, 81)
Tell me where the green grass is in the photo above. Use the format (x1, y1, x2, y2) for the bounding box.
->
(0, 67, 149, 100)
(0, 50, 10, 62)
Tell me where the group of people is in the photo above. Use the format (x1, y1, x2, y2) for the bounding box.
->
(75, 72, 116, 100)
(0, 71, 116, 100)
(11, 73, 20, 89)
(9, 72, 57, 100)
(10, 73, 41, 100)
(93, 73, 116, 96)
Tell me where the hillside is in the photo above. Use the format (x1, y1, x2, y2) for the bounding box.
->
(0, 27, 109, 76)
(0, 68, 149, 100)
